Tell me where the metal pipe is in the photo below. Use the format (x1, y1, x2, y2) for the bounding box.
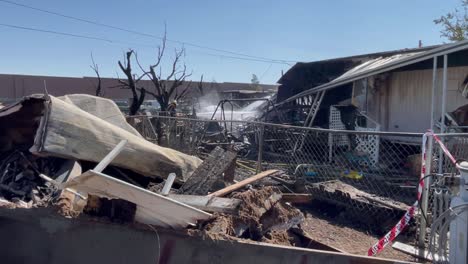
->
(129, 115, 429, 136)
(418, 133, 433, 248)
(256, 124, 265, 173)
(161, 173, 176, 195)
(209, 101, 222, 121)
(213, 98, 280, 123)
(227, 101, 234, 132)
(196, 101, 223, 145)
(430, 56, 438, 131)
(364, 78, 369, 114)
(434, 132, 468, 137)
(94, 140, 128, 173)
(441, 54, 448, 133)
(439, 55, 448, 173)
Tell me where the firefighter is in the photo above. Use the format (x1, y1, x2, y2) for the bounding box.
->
(167, 100, 177, 116)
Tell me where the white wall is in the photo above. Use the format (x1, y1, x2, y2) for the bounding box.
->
(381, 66, 468, 133)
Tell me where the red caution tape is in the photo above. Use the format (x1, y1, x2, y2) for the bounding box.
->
(368, 131, 457, 256)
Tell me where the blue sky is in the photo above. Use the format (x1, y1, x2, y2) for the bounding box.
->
(0, 0, 461, 84)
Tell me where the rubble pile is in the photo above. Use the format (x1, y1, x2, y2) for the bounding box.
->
(0, 150, 60, 207)
(199, 187, 305, 246)
(0, 94, 391, 256)
(0, 94, 307, 244)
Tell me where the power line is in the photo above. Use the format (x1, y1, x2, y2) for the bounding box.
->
(195, 52, 292, 65)
(0, 0, 297, 64)
(259, 63, 273, 81)
(0, 23, 113, 43)
(0, 22, 292, 65)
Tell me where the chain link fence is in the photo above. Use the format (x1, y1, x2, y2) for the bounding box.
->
(127, 115, 468, 251)
(422, 133, 468, 259)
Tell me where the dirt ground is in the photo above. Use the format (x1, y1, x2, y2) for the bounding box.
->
(196, 185, 425, 262)
(299, 207, 422, 263)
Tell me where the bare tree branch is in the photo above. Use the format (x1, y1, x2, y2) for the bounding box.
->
(197, 75, 204, 96)
(90, 53, 103, 96)
(175, 81, 193, 101)
(117, 50, 145, 115)
(166, 48, 184, 81)
(123, 26, 195, 112)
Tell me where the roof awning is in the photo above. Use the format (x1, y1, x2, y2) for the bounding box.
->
(278, 40, 468, 105)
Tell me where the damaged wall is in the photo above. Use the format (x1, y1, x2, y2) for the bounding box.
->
(362, 66, 468, 132)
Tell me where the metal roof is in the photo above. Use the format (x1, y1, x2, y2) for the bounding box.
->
(331, 53, 420, 83)
(278, 40, 468, 105)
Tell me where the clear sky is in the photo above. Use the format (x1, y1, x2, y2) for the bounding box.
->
(0, 0, 461, 84)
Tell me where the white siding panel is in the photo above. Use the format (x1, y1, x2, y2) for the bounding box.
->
(387, 66, 468, 133)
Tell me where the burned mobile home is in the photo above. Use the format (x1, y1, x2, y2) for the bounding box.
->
(2, 41, 468, 263)
(275, 41, 468, 136)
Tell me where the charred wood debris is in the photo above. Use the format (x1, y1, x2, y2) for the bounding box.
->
(0, 94, 410, 252)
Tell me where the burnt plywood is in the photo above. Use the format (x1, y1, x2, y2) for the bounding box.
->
(179, 147, 237, 195)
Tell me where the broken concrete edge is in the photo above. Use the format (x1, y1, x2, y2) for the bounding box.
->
(0, 206, 414, 264)
(289, 227, 346, 254)
(391, 242, 436, 261)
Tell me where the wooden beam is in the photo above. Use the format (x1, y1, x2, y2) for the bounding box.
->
(282, 194, 313, 204)
(208, 169, 279, 197)
(168, 194, 241, 214)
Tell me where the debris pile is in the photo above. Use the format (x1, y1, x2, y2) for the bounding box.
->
(0, 94, 202, 214)
(0, 150, 60, 208)
(199, 187, 304, 245)
(0, 95, 304, 238)
(307, 180, 411, 232)
(0, 94, 415, 261)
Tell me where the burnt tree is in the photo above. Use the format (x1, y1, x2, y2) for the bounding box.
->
(90, 53, 103, 96)
(118, 50, 146, 115)
(137, 30, 192, 112)
(197, 74, 204, 96)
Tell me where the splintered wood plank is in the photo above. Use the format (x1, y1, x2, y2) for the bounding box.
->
(282, 194, 313, 204)
(180, 147, 237, 195)
(208, 169, 279, 197)
(168, 194, 241, 214)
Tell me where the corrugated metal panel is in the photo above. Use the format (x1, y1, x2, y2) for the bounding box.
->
(278, 40, 468, 105)
(386, 66, 468, 133)
(334, 53, 421, 82)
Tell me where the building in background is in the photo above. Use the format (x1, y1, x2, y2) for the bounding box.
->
(276, 42, 468, 134)
(0, 73, 278, 108)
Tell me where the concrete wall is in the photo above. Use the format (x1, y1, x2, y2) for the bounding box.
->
(0, 74, 278, 103)
(0, 208, 407, 264)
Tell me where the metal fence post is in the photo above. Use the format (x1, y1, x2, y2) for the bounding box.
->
(256, 123, 265, 173)
(418, 133, 433, 249)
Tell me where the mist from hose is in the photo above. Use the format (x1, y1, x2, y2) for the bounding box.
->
(196, 95, 271, 121)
